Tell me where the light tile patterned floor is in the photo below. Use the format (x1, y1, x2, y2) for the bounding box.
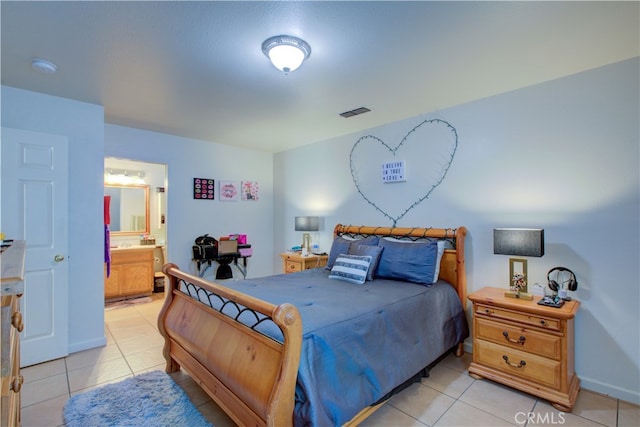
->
(20, 295, 639, 427)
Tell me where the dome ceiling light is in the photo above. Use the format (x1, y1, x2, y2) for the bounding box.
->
(262, 35, 311, 74)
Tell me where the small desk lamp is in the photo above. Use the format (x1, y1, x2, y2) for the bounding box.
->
(494, 228, 544, 300)
(295, 216, 319, 256)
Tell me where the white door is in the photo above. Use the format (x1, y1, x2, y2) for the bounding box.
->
(1, 127, 69, 367)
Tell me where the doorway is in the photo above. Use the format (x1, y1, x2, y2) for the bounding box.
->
(104, 157, 168, 305)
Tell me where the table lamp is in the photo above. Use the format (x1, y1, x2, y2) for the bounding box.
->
(494, 228, 544, 300)
(295, 216, 319, 256)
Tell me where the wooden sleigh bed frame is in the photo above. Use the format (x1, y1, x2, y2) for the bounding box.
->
(158, 225, 467, 426)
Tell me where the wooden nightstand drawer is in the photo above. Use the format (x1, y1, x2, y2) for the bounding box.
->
(285, 260, 302, 273)
(280, 253, 328, 274)
(476, 317, 561, 360)
(476, 303, 561, 332)
(475, 340, 561, 389)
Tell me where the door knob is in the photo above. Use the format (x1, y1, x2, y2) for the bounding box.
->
(54, 254, 65, 262)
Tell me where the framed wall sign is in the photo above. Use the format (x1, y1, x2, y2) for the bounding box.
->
(382, 161, 406, 183)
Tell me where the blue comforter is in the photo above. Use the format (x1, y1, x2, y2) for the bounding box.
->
(190, 268, 468, 426)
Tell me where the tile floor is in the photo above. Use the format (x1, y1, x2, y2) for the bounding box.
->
(20, 295, 640, 427)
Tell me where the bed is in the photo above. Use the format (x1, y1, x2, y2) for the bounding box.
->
(158, 224, 468, 426)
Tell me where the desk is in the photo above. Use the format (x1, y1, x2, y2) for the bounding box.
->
(194, 244, 251, 279)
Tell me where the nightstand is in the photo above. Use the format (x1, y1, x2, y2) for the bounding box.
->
(280, 252, 328, 274)
(468, 287, 580, 412)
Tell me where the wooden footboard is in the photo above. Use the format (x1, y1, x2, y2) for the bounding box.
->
(157, 263, 302, 427)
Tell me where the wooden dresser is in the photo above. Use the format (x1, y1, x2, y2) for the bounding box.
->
(1, 241, 26, 427)
(105, 247, 154, 301)
(468, 287, 580, 411)
(280, 252, 328, 274)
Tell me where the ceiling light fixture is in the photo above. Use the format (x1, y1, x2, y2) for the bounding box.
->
(31, 58, 57, 74)
(262, 35, 311, 74)
(104, 168, 146, 185)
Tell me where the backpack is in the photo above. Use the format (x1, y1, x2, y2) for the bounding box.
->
(192, 234, 218, 260)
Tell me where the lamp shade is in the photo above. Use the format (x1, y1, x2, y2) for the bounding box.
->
(295, 216, 319, 232)
(494, 228, 544, 257)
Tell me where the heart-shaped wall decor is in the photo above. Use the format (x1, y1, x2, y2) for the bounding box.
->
(350, 118, 458, 226)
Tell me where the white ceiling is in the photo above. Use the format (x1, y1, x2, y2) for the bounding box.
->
(2, 1, 638, 153)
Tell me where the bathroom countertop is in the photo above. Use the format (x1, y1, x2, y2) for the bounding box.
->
(110, 245, 159, 251)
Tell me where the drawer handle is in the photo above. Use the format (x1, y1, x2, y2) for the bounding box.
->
(540, 319, 546, 326)
(11, 311, 24, 332)
(502, 355, 526, 369)
(502, 331, 526, 345)
(11, 375, 24, 393)
(484, 308, 492, 314)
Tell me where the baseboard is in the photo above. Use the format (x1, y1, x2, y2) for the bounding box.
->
(68, 335, 107, 354)
(579, 376, 640, 406)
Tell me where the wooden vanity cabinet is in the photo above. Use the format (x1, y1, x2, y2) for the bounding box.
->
(104, 247, 154, 300)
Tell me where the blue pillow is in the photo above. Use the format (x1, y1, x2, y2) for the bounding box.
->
(348, 244, 383, 281)
(326, 237, 353, 269)
(329, 254, 372, 285)
(376, 239, 438, 285)
(326, 235, 380, 269)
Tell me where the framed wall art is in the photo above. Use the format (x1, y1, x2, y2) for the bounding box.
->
(193, 178, 215, 200)
(241, 181, 259, 200)
(220, 180, 240, 201)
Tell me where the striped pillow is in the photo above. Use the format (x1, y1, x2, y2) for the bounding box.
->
(328, 254, 372, 285)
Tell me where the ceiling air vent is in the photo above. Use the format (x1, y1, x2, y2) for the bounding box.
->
(340, 107, 371, 118)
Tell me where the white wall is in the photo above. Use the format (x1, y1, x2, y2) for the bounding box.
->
(105, 125, 275, 280)
(274, 58, 640, 404)
(1, 85, 106, 354)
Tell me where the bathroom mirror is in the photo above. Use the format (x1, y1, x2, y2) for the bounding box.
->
(104, 184, 150, 235)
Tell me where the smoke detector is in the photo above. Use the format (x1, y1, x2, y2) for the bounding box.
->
(31, 58, 57, 74)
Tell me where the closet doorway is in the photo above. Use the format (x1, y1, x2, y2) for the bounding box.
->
(104, 158, 168, 306)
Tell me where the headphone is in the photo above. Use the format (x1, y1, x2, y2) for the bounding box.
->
(547, 266, 578, 292)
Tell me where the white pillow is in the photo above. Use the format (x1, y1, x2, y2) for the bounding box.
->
(328, 254, 372, 285)
(433, 240, 446, 283)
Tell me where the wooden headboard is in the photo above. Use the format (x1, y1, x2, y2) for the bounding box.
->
(333, 224, 468, 307)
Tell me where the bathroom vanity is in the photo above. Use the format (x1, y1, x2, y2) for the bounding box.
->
(104, 246, 154, 301)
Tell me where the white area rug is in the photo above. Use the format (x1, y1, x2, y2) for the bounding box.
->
(63, 370, 212, 426)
